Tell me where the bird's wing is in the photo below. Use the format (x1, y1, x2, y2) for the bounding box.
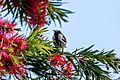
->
(58, 33, 67, 45)
(62, 34, 67, 43)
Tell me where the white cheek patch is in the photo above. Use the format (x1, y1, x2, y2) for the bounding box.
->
(58, 34, 67, 47)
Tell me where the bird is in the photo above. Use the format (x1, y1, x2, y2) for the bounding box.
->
(52, 30, 67, 53)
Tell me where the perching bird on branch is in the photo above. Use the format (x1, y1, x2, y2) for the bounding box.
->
(52, 30, 67, 53)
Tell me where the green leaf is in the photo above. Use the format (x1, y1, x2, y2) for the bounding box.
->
(9, 54, 19, 64)
(48, 1, 73, 27)
(7, 48, 14, 52)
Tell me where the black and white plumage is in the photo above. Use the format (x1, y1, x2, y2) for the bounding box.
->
(52, 30, 67, 52)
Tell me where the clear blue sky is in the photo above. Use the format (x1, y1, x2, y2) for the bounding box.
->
(48, 0, 120, 78)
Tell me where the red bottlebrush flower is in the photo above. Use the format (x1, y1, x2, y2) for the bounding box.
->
(0, 18, 27, 76)
(49, 54, 66, 67)
(0, 18, 16, 29)
(0, 66, 5, 71)
(10, 0, 48, 27)
(0, 18, 6, 27)
(49, 53, 75, 78)
(10, 64, 26, 76)
(63, 63, 74, 78)
(7, 22, 16, 29)
(14, 36, 27, 51)
(0, 18, 16, 34)
(0, 50, 11, 61)
(25, 0, 48, 27)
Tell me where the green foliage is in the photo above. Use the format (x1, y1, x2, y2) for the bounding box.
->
(63, 45, 120, 80)
(1, 0, 26, 25)
(48, 1, 73, 27)
(24, 27, 55, 79)
(27, 27, 54, 55)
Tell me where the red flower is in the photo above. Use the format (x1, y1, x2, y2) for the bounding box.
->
(10, 64, 26, 76)
(0, 66, 5, 71)
(0, 18, 27, 76)
(49, 54, 66, 67)
(14, 36, 27, 51)
(25, 0, 48, 27)
(49, 53, 75, 77)
(10, 0, 48, 27)
(63, 63, 74, 78)
(0, 18, 16, 34)
(0, 50, 12, 62)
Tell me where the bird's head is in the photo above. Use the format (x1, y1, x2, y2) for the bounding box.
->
(53, 30, 61, 34)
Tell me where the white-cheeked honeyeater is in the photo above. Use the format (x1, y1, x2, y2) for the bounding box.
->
(52, 30, 67, 53)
